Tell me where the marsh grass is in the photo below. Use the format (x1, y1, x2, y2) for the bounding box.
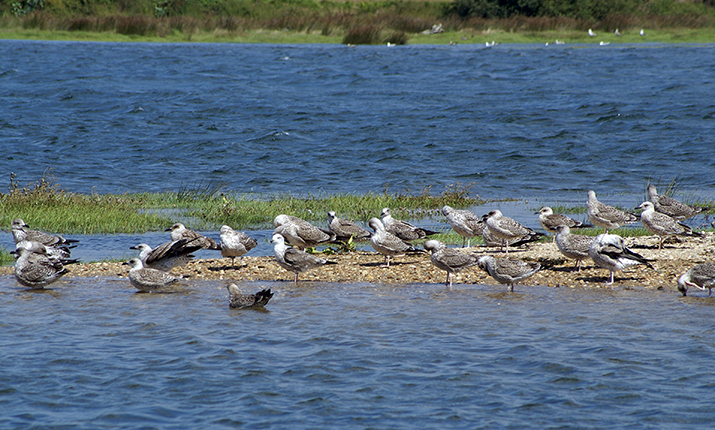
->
(1, 174, 486, 233)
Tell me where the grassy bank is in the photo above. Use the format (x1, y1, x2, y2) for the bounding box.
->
(0, 174, 486, 234)
(1, 0, 715, 44)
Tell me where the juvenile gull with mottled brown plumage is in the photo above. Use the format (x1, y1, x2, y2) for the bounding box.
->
(637, 201, 703, 250)
(166, 223, 220, 250)
(424, 239, 478, 287)
(442, 205, 483, 248)
(123, 258, 184, 292)
(227, 283, 273, 309)
(380, 207, 439, 242)
(273, 214, 335, 250)
(586, 190, 638, 233)
(482, 209, 541, 254)
(647, 184, 710, 221)
(476, 255, 540, 292)
(554, 225, 593, 272)
(271, 233, 337, 282)
(220, 225, 258, 269)
(327, 211, 372, 243)
(130, 238, 202, 272)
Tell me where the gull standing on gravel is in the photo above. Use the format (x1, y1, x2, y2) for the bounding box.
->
(476, 255, 540, 292)
(637, 201, 703, 249)
(586, 190, 638, 233)
(647, 184, 710, 221)
(271, 233, 337, 282)
(424, 240, 479, 287)
(130, 238, 203, 272)
(219, 225, 258, 269)
(227, 283, 273, 309)
(368, 217, 421, 267)
(11, 218, 79, 251)
(554, 225, 594, 272)
(327, 211, 372, 243)
(166, 223, 220, 250)
(123, 258, 185, 292)
(12, 241, 78, 289)
(273, 214, 335, 250)
(677, 263, 715, 297)
(483, 210, 541, 254)
(442, 205, 483, 248)
(588, 233, 653, 284)
(380, 207, 439, 242)
(536, 207, 591, 239)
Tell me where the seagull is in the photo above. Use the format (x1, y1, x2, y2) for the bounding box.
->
(123, 258, 184, 292)
(677, 263, 715, 297)
(380, 208, 439, 242)
(588, 29, 597, 36)
(442, 205, 483, 248)
(227, 283, 273, 309)
(615, 29, 622, 36)
(166, 223, 220, 250)
(586, 190, 639, 233)
(12, 241, 78, 289)
(646, 184, 710, 220)
(481, 224, 541, 249)
(640, 29, 646, 36)
(476, 255, 540, 293)
(273, 214, 335, 250)
(599, 41, 610, 46)
(483, 210, 542, 254)
(368, 217, 421, 267)
(554, 225, 594, 272)
(588, 233, 654, 284)
(424, 240, 478, 287)
(11, 218, 79, 249)
(637, 201, 703, 249)
(327, 211, 372, 243)
(219, 225, 257, 269)
(536, 207, 592, 240)
(271, 233, 337, 282)
(130, 238, 203, 271)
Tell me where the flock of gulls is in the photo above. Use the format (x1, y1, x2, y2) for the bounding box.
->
(7, 185, 715, 308)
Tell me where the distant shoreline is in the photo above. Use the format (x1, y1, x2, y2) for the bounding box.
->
(2, 28, 715, 45)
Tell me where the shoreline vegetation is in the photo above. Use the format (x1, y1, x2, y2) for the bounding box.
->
(1, 173, 714, 255)
(2, 0, 715, 44)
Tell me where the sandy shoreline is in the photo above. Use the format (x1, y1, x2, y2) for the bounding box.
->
(3, 233, 714, 294)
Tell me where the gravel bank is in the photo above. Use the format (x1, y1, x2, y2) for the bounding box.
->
(3, 234, 714, 294)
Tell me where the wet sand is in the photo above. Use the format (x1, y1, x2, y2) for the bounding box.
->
(3, 233, 714, 294)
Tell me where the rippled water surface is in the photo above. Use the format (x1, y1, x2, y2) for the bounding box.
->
(3, 41, 715, 428)
(1, 277, 714, 429)
(2, 40, 715, 200)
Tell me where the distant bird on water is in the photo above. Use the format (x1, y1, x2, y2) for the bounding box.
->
(271, 233, 337, 282)
(219, 225, 257, 269)
(123, 258, 184, 292)
(477, 255, 540, 293)
(442, 205, 483, 248)
(588, 233, 653, 284)
(554, 225, 593, 272)
(12, 240, 78, 289)
(368, 217, 422, 267)
(637, 201, 703, 249)
(227, 283, 273, 309)
(380, 207, 439, 242)
(677, 263, 715, 297)
(166, 223, 220, 250)
(130, 238, 202, 272)
(483, 209, 542, 254)
(586, 190, 638, 233)
(646, 184, 710, 221)
(424, 239, 479, 287)
(273, 214, 335, 250)
(327, 211, 372, 243)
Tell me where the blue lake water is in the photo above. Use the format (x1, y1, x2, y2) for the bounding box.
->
(2, 40, 715, 429)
